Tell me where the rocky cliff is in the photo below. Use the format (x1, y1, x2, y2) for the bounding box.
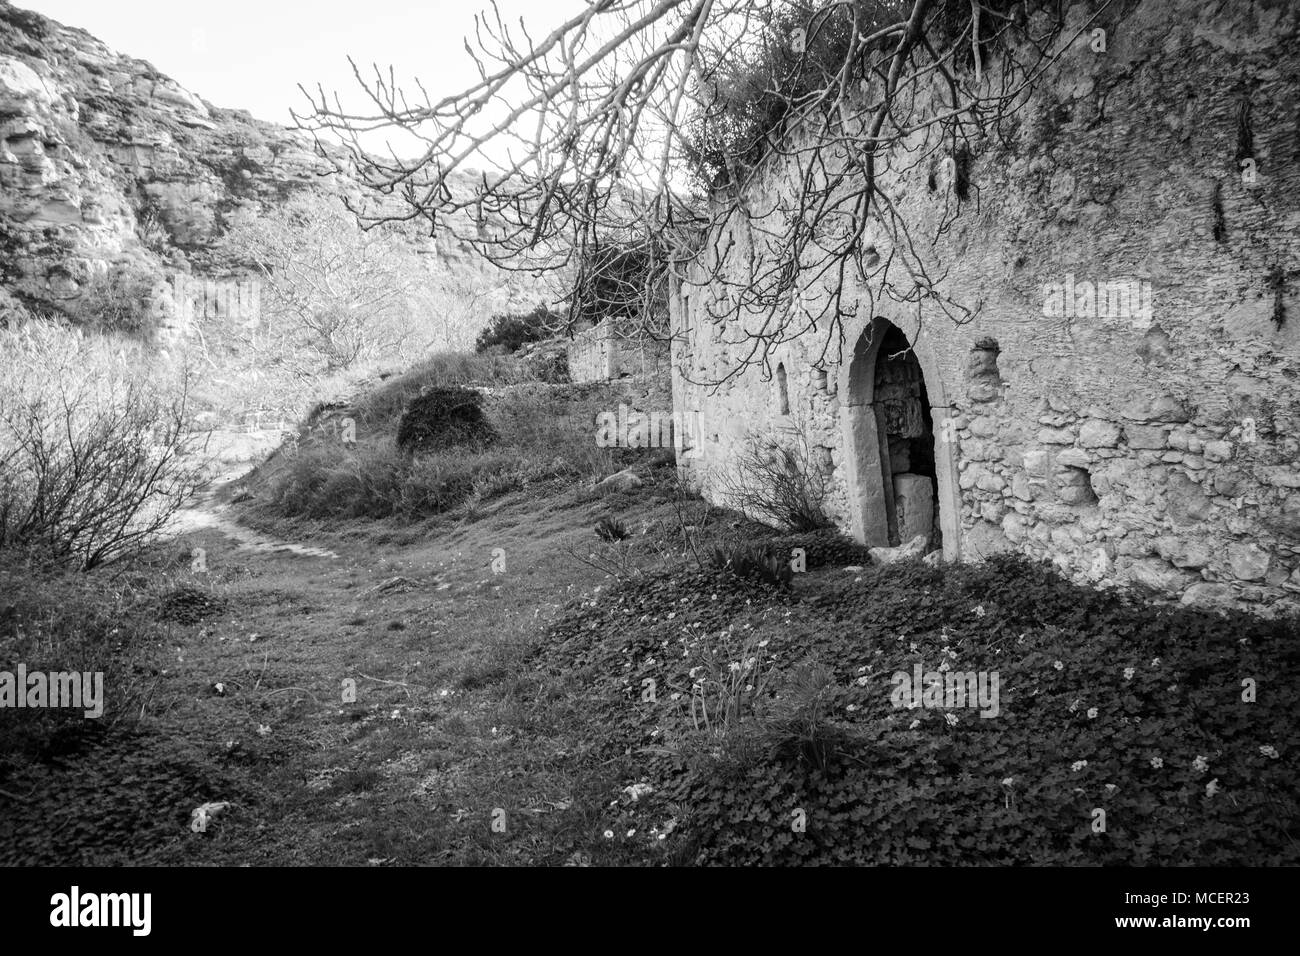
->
(0, 0, 555, 329)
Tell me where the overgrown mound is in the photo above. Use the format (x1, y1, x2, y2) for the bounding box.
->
(532, 554, 1300, 866)
(157, 585, 224, 624)
(396, 387, 498, 453)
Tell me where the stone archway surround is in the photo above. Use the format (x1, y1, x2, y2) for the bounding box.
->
(837, 313, 963, 561)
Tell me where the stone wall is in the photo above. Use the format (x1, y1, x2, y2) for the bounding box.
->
(672, 0, 1300, 614)
(568, 319, 671, 384)
(567, 321, 616, 383)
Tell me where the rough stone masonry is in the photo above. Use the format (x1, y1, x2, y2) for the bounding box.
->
(671, 0, 1300, 614)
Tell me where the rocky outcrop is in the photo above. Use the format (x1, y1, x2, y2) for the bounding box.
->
(0, 1, 554, 330)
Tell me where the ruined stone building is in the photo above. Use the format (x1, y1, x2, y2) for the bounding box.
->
(671, 0, 1300, 613)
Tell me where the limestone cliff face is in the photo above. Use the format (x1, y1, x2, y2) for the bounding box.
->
(0, 1, 554, 327)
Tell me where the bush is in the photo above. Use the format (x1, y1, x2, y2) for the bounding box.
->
(595, 517, 629, 542)
(354, 351, 531, 425)
(517, 338, 569, 383)
(475, 305, 557, 353)
(720, 430, 831, 532)
(395, 386, 498, 453)
(67, 267, 162, 338)
(705, 541, 795, 588)
(0, 322, 202, 569)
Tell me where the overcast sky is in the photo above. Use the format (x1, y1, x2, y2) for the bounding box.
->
(16, 0, 587, 129)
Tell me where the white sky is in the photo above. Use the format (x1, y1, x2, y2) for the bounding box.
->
(14, 0, 588, 129)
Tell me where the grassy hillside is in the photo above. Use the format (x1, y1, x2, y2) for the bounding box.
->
(2, 357, 1297, 866)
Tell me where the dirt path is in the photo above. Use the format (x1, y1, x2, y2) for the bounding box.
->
(170, 470, 339, 560)
(129, 477, 678, 864)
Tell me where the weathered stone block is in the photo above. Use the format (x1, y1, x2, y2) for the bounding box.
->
(1228, 543, 1270, 581)
(1127, 557, 1194, 592)
(893, 473, 934, 545)
(1079, 420, 1121, 447)
(1124, 424, 1168, 449)
(1055, 447, 1091, 469)
(1180, 582, 1236, 608)
(1036, 427, 1074, 445)
(1261, 466, 1300, 488)
(1165, 472, 1211, 526)
(869, 534, 928, 565)
(1121, 395, 1193, 423)
(1202, 440, 1232, 463)
(1023, 448, 1050, 476)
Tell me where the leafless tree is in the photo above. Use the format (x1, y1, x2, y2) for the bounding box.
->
(298, 0, 1107, 382)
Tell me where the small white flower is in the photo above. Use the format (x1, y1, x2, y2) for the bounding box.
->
(1086, 708, 1098, 719)
(688, 667, 700, 679)
(604, 830, 614, 839)
(1260, 745, 1279, 759)
(670, 692, 681, 701)
(944, 713, 959, 727)
(856, 675, 870, 686)
(1150, 657, 1161, 667)
(1071, 760, 1088, 772)
(1150, 756, 1164, 769)
(757, 639, 769, 648)
(1123, 667, 1135, 680)
(846, 704, 858, 712)
(1104, 783, 1118, 795)
(1205, 778, 1220, 797)
(972, 604, 986, 618)
(908, 719, 921, 730)
(1192, 755, 1209, 773)
(1068, 699, 1081, 713)
(1053, 660, 1064, 671)
(938, 661, 950, 673)
(1001, 777, 1014, 788)
(728, 662, 741, 673)
(626, 828, 636, 837)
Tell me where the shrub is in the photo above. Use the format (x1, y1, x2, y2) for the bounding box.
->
(475, 305, 557, 353)
(720, 430, 831, 532)
(67, 267, 162, 338)
(0, 322, 202, 569)
(517, 337, 569, 383)
(595, 517, 629, 542)
(355, 351, 530, 425)
(395, 386, 498, 453)
(706, 541, 794, 588)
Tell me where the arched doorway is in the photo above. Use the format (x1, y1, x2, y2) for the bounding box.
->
(842, 318, 959, 558)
